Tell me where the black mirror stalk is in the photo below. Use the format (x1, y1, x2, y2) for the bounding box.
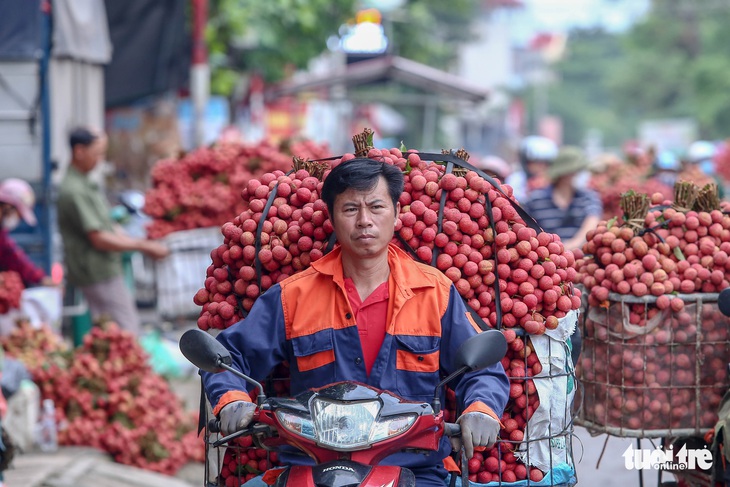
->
(432, 365, 469, 414)
(216, 360, 267, 406)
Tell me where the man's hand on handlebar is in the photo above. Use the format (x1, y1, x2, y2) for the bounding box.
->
(451, 412, 500, 459)
(219, 401, 257, 436)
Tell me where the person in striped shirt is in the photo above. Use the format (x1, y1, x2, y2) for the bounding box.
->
(522, 146, 603, 252)
(523, 146, 600, 366)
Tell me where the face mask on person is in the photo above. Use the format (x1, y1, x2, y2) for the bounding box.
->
(572, 170, 591, 190)
(1, 213, 20, 231)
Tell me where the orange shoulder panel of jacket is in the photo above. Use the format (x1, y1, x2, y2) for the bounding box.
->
(387, 245, 453, 336)
(408, 259, 453, 289)
(279, 267, 356, 339)
(462, 401, 504, 428)
(212, 390, 252, 416)
(308, 245, 343, 276)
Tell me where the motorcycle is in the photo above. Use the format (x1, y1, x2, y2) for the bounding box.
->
(179, 328, 507, 487)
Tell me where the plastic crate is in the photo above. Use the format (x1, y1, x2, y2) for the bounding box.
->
(155, 227, 222, 320)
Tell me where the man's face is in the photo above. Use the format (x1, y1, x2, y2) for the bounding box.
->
(331, 176, 399, 261)
(74, 136, 107, 173)
(526, 160, 549, 177)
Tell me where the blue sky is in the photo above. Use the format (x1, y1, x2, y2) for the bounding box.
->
(524, 0, 650, 32)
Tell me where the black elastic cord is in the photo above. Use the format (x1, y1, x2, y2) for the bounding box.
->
(418, 152, 543, 233)
(252, 169, 298, 293)
(396, 232, 420, 259)
(323, 231, 337, 255)
(648, 204, 671, 212)
(467, 300, 491, 331)
(432, 157, 454, 267)
(254, 183, 281, 291)
(198, 377, 206, 434)
(483, 186, 504, 330)
(638, 225, 668, 243)
(310, 155, 348, 163)
(227, 265, 246, 318)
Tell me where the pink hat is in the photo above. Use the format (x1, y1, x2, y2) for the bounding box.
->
(0, 178, 37, 226)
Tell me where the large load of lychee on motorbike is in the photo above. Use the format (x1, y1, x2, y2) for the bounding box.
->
(193, 129, 581, 484)
(575, 182, 730, 437)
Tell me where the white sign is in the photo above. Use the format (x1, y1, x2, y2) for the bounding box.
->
(639, 118, 697, 154)
(340, 23, 388, 54)
(623, 444, 713, 471)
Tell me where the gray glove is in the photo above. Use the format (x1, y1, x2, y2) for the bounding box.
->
(452, 412, 501, 458)
(219, 400, 257, 436)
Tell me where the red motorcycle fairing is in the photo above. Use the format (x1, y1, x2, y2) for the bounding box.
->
(272, 460, 416, 487)
(258, 382, 443, 465)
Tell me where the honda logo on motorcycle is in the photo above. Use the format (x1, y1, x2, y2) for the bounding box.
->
(322, 465, 356, 473)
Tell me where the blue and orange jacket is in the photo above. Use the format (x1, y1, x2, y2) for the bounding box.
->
(202, 243, 510, 469)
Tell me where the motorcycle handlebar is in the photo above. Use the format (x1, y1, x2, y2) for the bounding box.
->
(210, 415, 460, 439)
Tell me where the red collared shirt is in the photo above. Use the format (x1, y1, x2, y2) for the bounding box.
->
(344, 277, 389, 376)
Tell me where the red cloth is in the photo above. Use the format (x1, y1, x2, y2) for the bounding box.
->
(0, 229, 44, 286)
(344, 277, 389, 376)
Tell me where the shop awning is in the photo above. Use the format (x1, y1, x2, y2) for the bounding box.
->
(265, 55, 489, 104)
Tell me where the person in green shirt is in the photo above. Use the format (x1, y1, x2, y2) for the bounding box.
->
(57, 127, 169, 335)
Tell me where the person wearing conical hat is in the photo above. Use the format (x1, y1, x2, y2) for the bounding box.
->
(523, 146, 601, 368)
(522, 146, 603, 252)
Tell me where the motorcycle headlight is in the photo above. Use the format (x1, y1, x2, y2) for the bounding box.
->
(276, 410, 316, 440)
(311, 398, 417, 450)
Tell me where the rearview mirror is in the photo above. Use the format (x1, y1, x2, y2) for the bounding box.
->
(432, 329, 508, 414)
(453, 329, 507, 371)
(179, 329, 232, 373)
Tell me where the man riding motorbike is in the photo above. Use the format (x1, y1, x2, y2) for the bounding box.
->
(201, 158, 510, 486)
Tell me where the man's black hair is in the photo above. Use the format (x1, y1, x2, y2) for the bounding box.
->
(321, 158, 403, 218)
(68, 127, 98, 149)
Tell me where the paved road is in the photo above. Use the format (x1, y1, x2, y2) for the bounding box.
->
(573, 426, 691, 486)
(3, 447, 202, 487)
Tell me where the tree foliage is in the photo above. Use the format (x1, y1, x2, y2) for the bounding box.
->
(543, 0, 730, 146)
(388, 0, 481, 70)
(206, 0, 357, 95)
(206, 0, 482, 96)
(544, 28, 628, 146)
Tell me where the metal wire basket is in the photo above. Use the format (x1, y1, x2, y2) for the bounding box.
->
(577, 292, 730, 438)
